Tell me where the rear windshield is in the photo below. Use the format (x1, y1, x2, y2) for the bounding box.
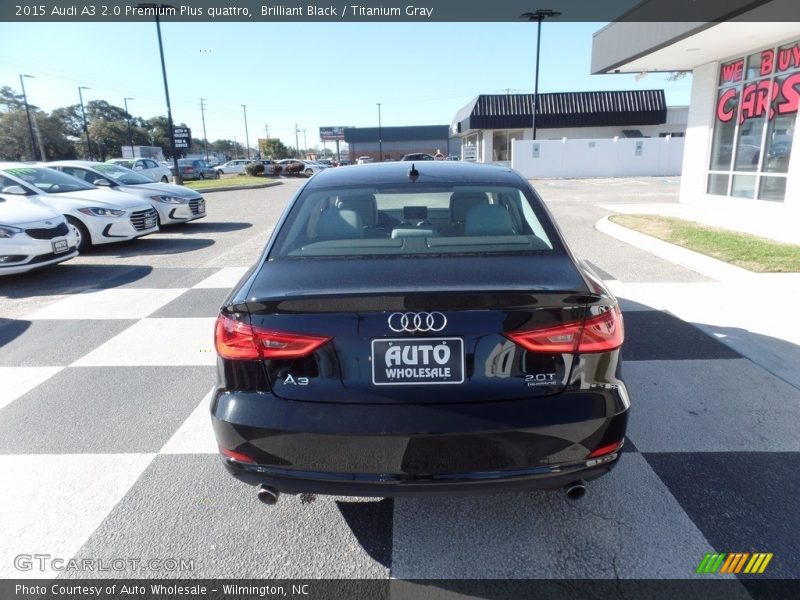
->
(270, 184, 558, 259)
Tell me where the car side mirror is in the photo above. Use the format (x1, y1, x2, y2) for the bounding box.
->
(93, 179, 111, 186)
(1, 185, 28, 195)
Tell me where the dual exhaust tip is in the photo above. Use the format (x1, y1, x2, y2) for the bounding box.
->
(255, 481, 586, 505)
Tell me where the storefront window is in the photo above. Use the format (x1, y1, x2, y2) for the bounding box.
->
(492, 130, 522, 162)
(707, 40, 800, 202)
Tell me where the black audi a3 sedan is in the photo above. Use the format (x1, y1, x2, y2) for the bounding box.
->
(212, 161, 629, 504)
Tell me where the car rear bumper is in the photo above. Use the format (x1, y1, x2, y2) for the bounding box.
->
(211, 385, 630, 496)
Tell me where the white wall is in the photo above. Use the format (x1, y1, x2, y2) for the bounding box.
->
(511, 137, 685, 178)
(680, 62, 717, 205)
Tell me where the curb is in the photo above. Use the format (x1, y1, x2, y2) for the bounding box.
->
(190, 180, 283, 194)
(596, 215, 755, 282)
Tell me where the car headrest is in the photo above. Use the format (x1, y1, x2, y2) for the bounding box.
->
(450, 191, 489, 223)
(336, 194, 377, 226)
(464, 204, 516, 236)
(315, 208, 363, 240)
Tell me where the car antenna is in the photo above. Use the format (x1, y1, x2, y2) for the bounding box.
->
(408, 163, 419, 182)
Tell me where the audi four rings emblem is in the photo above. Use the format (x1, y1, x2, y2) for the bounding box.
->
(388, 312, 447, 333)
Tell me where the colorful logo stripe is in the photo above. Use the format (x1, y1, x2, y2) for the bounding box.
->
(697, 552, 773, 574)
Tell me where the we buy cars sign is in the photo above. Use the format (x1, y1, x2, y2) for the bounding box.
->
(173, 127, 191, 149)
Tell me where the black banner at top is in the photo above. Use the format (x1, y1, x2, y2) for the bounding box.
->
(3, 0, 800, 22)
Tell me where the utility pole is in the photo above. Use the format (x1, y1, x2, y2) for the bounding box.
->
(294, 123, 300, 158)
(19, 75, 38, 160)
(376, 102, 382, 162)
(78, 86, 93, 160)
(199, 98, 209, 160)
(241, 104, 250, 159)
(124, 97, 135, 159)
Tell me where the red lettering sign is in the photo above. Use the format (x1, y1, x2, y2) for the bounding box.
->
(739, 80, 778, 123)
(721, 60, 744, 84)
(777, 43, 800, 72)
(716, 88, 738, 122)
(777, 72, 800, 114)
(760, 49, 774, 76)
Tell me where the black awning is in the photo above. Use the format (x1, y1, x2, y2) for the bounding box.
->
(461, 90, 667, 131)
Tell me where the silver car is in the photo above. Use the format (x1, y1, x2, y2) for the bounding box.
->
(45, 161, 206, 226)
(106, 158, 172, 183)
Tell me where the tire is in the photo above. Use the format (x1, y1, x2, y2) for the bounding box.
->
(67, 217, 91, 253)
(214, 171, 220, 179)
(304, 168, 314, 177)
(199, 173, 205, 180)
(160, 176, 169, 183)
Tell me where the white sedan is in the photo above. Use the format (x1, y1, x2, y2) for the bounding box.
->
(0, 194, 79, 275)
(106, 158, 173, 183)
(0, 163, 158, 252)
(214, 159, 251, 175)
(45, 161, 206, 226)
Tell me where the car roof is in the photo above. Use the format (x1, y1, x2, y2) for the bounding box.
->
(43, 160, 99, 168)
(303, 160, 524, 190)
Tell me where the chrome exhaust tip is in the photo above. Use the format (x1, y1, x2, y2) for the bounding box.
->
(564, 480, 587, 501)
(256, 484, 280, 506)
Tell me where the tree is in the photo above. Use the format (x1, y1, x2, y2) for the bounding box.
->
(0, 86, 30, 112)
(88, 120, 129, 160)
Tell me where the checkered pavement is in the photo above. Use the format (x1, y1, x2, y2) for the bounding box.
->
(1, 263, 798, 581)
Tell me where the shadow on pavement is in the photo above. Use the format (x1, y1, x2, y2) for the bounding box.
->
(88, 237, 215, 257)
(0, 264, 154, 298)
(161, 221, 252, 234)
(0, 318, 31, 347)
(336, 498, 393, 568)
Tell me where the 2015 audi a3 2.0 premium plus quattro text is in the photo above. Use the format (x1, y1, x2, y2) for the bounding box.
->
(212, 161, 629, 505)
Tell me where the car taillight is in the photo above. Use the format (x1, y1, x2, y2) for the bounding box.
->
(184, 167, 193, 173)
(587, 439, 624, 459)
(214, 313, 331, 360)
(219, 445, 255, 463)
(505, 305, 624, 354)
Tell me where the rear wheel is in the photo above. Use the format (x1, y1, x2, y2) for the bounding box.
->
(304, 168, 314, 177)
(214, 171, 220, 179)
(160, 175, 168, 183)
(199, 173, 205, 180)
(66, 217, 91, 253)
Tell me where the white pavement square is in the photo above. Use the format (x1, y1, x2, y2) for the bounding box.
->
(159, 389, 218, 454)
(72, 318, 217, 367)
(193, 267, 250, 289)
(24, 288, 188, 320)
(391, 453, 720, 579)
(0, 367, 63, 411)
(0, 453, 155, 579)
(625, 359, 800, 452)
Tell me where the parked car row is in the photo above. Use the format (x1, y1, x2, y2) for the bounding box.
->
(0, 161, 206, 275)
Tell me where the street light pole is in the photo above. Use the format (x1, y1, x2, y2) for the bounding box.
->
(124, 97, 135, 159)
(241, 104, 250, 159)
(521, 9, 561, 141)
(78, 86, 93, 160)
(140, 3, 182, 183)
(376, 102, 382, 162)
(19, 74, 37, 161)
(199, 98, 209, 160)
(294, 123, 300, 158)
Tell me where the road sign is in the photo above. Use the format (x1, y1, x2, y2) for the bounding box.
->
(173, 127, 191, 149)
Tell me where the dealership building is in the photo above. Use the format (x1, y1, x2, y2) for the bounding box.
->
(343, 125, 457, 162)
(450, 91, 688, 164)
(593, 2, 800, 212)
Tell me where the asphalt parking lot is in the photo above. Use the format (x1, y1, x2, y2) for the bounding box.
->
(1, 176, 798, 583)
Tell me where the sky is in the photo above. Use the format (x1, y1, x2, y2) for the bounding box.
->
(0, 21, 692, 152)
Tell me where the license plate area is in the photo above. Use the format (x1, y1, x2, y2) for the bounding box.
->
(371, 337, 464, 386)
(52, 239, 68, 254)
